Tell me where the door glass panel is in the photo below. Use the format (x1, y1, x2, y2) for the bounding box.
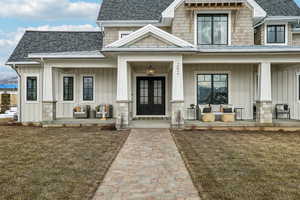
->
(198, 75, 212, 104)
(140, 80, 148, 104)
(154, 80, 162, 105)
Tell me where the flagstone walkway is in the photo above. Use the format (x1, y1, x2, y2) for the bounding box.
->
(93, 129, 200, 200)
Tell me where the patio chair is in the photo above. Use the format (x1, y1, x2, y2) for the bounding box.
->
(73, 105, 90, 119)
(275, 104, 290, 120)
(95, 104, 113, 119)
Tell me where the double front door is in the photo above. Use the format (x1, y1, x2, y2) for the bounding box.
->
(137, 77, 165, 115)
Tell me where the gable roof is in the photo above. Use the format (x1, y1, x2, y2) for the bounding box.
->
(98, 0, 300, 22)
(105, 24, 194, 48)
(97, 0, 174, 21)
(7, 31, 103, 63)
(255, 0, 300, 16)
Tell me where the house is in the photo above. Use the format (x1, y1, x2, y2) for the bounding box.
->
(0, 84, 17, 113)
(5, 0, 300, 128)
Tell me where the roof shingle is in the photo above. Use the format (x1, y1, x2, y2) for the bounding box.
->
(7, 31, 103, 62)
(255, 0, 300, 16)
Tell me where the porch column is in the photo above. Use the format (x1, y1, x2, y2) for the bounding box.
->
(171, 56, 185, 128)
(42, 64, 56, 121)
(116, 56, 130, 129)
(256, 62, 272, 124)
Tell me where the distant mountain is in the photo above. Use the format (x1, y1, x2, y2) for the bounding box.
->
(0, 76, 18, 84)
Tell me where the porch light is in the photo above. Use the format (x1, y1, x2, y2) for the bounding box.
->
(146, 65, 156, 76)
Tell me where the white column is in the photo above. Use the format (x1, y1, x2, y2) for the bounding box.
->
(256, 62, 272, 123)
(172, 56, 184, 101)
(171, 56, 185, 128)
(43, 64, 54, 102)
(117, 56, 129, 101)
(258, 62, 272, 101)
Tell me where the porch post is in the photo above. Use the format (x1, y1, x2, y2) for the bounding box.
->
(116, 56, 130, 129)
(42, 63, 56, 121)
(256, 62, 272, 124)
(171, 56, 185, 128)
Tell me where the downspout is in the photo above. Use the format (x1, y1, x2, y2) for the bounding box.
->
(12, 64, 22, 122)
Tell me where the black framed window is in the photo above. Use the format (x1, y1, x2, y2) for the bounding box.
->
(267, 25, 285, 44)
(198, 14, 228, 45)
(63, 76, 74, 101)
(26, 76, 37, 101)
(197, 74, 228, 105)
(83, 76, 94, 101)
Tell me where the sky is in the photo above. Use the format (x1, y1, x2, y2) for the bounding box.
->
(1, 0, 300, 80)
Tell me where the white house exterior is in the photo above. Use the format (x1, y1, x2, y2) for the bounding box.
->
(5, 0, 300, 128)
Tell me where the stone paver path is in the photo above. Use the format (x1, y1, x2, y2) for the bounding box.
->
(93, 129, 200, 200)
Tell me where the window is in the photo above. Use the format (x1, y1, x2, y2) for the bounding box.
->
(119, 31, 132, 39)
(197, 74, 228, 105)
(197, 14, 228, 45)
(63, 76, 74, 101)
(26, 77, 37, 101)
(83, 76, 94, 101)
(267, 25, 285, 44)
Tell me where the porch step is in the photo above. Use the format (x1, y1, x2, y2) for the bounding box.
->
(133, 117, 170, 121)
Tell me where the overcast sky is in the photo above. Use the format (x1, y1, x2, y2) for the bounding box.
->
(1, 0, 300, 80)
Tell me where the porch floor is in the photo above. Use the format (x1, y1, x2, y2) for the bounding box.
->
(185, 119, 300, 127)
(130, 120, 171, 129)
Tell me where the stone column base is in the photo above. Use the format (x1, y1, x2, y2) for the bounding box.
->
(42, 101, 57, 121)
(116, 101, 130, 130)
(171, 100, 185, 129)
(256, 101, 273, 124)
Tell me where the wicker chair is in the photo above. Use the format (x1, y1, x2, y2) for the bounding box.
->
(73, 105, 90, 119)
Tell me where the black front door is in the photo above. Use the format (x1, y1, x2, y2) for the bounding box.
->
(137, 77, 165, 115)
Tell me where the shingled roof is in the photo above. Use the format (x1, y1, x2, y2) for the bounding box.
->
(7, 31, 103, 63)
(98, 0, 300, 21)
(97, 0, 175, 21)
(255, 0, 300, 16)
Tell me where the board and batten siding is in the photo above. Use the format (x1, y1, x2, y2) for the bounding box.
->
(183, 64, 255, 119)
(56, 68, 117, 118)
(19, 66, 43, 122)
(272, 65, 300, 120)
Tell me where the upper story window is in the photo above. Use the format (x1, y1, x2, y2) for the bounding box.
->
(119, 31, 132, 39)
(83, 76, 94, 101)
(266, 25, 286, 44)
(197, 14, 228, 45)
(26, 76, 37, 101)
(63, 76, 74, 101)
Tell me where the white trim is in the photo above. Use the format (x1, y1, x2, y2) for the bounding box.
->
(106, 24, 194, 48)
(24, 73, 40, 104)
(118, 31, 133, 39)
(264, 23, 288, 46)
(193, 71, 232, 105)
(194, 10, 232, 46)
(80, 74, 96, 103)
(28, 51, 104, 59)
(162, 0, 184, 19)
(133, 73, 169, 118)
(61, 74, 76, 103)
(6, 61, 40, 65)
(247, 0, 267, 18)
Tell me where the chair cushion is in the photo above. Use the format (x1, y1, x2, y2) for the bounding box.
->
(222, 113, 235, 122)
(211, 105, 221, 112)
(202, 113, 215, 122)
(277, 105, 284, 112)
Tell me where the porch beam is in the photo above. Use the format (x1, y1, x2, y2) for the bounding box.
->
(42, 63, 56, 121)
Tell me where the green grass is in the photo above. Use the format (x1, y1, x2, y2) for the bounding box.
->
(0, 126, 129, 200)
(173, 131, 300, 200)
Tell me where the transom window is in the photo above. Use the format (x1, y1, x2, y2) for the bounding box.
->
(26, 76, 37, 101)
(83, 76, 94, 101)
(197, 74, 228, 105)
(197, 14, 228, 45)
(63, 76, 74, 101)
(267, 25, 285, 44)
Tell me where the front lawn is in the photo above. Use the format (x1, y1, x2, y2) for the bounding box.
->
(173, 131, 300, 200)
(0, 126, 129, 200)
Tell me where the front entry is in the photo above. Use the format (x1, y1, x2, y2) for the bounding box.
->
(137, 77, 166, 115)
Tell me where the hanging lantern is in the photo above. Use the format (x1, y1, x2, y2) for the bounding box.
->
(146, 65, 156, 76)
